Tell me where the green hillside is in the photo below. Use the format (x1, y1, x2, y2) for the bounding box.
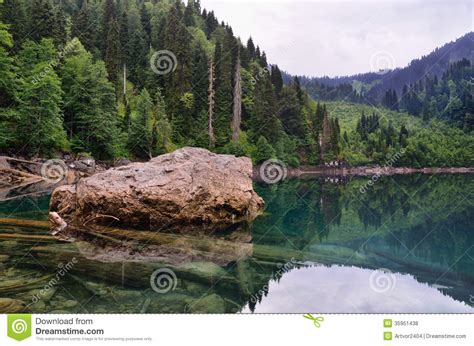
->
(325, 101, 474, 167)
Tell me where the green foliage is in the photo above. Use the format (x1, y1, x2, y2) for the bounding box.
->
(62, 39, 120, 160)
(16, 39, 68, 156)
(0, 2, 471, 168)
(253, 136, 275, 164)
(0, 21, 18, 149)
(328, 101, 474, 167)
(128, 88, 154, 159)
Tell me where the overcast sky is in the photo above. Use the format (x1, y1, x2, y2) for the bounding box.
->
(200, 0, 473, 77)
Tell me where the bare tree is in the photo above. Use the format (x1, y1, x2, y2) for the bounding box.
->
(231, 48, 242, 143)
(208, 57, 216, 149)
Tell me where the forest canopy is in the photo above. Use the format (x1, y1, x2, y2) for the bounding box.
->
(0, 0, 472, 167)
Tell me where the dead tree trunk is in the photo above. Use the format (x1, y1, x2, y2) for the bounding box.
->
(231, 49, 242, 143)
(208, 58, 216, 149)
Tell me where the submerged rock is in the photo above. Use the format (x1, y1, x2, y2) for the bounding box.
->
(50, 147, 264, 232)
(0, 298, 26, 313)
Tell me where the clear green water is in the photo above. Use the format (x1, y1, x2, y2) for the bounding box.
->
(0, 174, 473, 313)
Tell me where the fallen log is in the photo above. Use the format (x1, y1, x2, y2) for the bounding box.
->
(0, 218, 50, 229)
(0, 275, 54, 295)
(0, 233, 55, 242)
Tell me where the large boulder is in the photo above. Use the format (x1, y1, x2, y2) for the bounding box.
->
(49, 147, 264, 232)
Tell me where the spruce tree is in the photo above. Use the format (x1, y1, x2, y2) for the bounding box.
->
(184, 0, 195, 27)
(52, 4, 67, 47)
(16, 39, 67, 156)
(0, 22, 18, 150)
(247, 37, 255, 58)
(163, 0, 192, 125)
(270, 65, 283, 96)
(140, 3, 151, 47)
(30, 0, 56, 43)
(105, 18, 121, 83)
(102, 0, 117, 51)
(62, 39, 120, 159)
(0, 0, 26, 50)
(213, 35, 234, 146)
(72, 0, 94, 52)
(128, 88, 154, 159)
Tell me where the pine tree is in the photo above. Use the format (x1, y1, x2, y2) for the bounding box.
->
(320, 107, 332, 161)
(118, 10, 129, 63)
(16, 39, 67, 156)
(30, 0, 56, 43)
(73, 0, 94, 52)
(128, 88, 154, 159)
(292, 76, 304, 104)
(271, 65, 283, 96)
(105, 18, 121, 83)
(191, 43, 208, 117)
(184, 0, 195, 27)
(0, 0, 26, 50)
(0, 22, 18, 150)
(213, 36, 233, 146)
(204, 10, 217, 38)
(247, 37, 255, 58)
(253, 136, 275, 163)
(250, 74, 281, 144)
(140, 3, 151, 47)
(0, 22, 16, 108)
(153, 88, 173, 154)
(163, 0, 192, 123)
(62, 39, 120, 159)
(399, 124, 408, 147)
(278, 86, 306, 140)
(52, 4, 67, 47)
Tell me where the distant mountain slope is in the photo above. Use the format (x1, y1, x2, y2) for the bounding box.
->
(293, 32, 473, 103)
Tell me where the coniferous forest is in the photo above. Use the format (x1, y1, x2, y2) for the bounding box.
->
(0, 0, 472, 167)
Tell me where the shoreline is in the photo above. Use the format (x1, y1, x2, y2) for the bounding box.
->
(289, 166, 474, 177)
(254, 165, 474, 181)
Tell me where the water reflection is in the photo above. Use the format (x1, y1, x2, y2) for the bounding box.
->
(242, 265, 474, 313)
(0, 174, 473, 313)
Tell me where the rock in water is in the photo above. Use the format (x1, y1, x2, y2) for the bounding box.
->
(50, 147, 264, 232)
(0, 298, 26, 313)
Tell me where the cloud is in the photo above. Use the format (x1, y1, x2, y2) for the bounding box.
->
(201, 0, 472, 76)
